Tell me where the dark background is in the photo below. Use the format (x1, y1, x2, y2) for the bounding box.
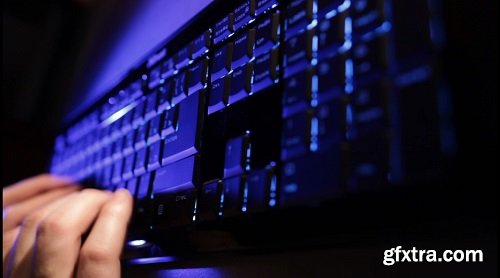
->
(2, 0, 147, 185)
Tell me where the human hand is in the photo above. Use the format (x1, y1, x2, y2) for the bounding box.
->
(3, 174, 133, 278)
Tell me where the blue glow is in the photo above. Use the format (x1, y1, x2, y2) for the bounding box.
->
(345, 59, 354, 94)
(308, 19, 318, 31)
(219, 188, 224, 216)
(340, 17, 353, 53)
(128, 256, 177, 265)
(246, 143, 252, 171)
(375, 21, 392, 35)
(310, 117, 319, 152)
(242, 181, 248, 212)
(346, 104, 353, 141)
(269, 175, 277, 207)
(312, 34, 318, 53)
(284, 183, 298, 193)
(102, 101, 136, 126)
(338, 0, 351, 13)
(311, 75, 318, 107)
(153, 267, 224, 277)
(192, 198, 198, 221)
(325, 10, 338, 20)
(128, 239, 147, 247)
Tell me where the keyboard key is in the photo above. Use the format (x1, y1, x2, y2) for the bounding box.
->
(148, 64, 161, 89)
(351, 79, 388, 137)
(126, 177, 138, 197)
(133, 148, 148, 176)
(123, 131, 135, 156)
(315, 99, 344, 152)
(134, 123, 148, 150)
(120, 110, 133, 134)
(208, 75, 229, 114)
(191, 30, 211, 59)
(246, 166, 276, 213)
(281, 111, 312, 160)
(144, 91, 158, 121)
(137, 172, 152, 200)
(283, 67, 314, 117)
(253, 48, 279, 93)
(212, 43, 234, 82)
(111, 138, 123, 160)
(255, 0, 277, 16)
(129, 79, 144, 100)
(351, 0, 386, 35)
(213, 14, 234, 44)
(147, 114, 162, 144)
(147, 140, 162, 171)
(101, 165, 113, 189)
(162, 91, 203, 165)
(221, 175, 244, 217)
(254, 13, 280, 56)
(161, 57, 176, 80)
(171, 72, 188, 105)
(132, 100, 146, 128)
(161, 107, 178, 137)
(229, 63, 253, 104)
(157, 83, 172, 112)
(353, 34, 388, 78)
(153, 155, 199, 193)
(122, 153, 135, 181)
(317, 54, 346, 102)
(111, 158, 124, 184)
(224, 134, 250, 178)
(234, 0, 255, 31)
(152, 189, 195, 227)
(318, 11, 346, 56)
(197, 180, 222, 221)
(175, 45, 190, 69)
(233, 29, 255, 68)
(285, 0, 314, 38)
(284, 28, 315, 77)
(187, 57, 209, 94)
(280, 152, 341, 207)
(102, 144, 113, 166)
(109, 120, 122, 141)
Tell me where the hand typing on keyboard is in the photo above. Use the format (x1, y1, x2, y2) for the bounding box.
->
(3, 174, 133, 278)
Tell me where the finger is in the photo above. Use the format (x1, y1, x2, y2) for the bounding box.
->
(3, 174, 75, 208)
(34, 189, 112, 278)
(3, 186, 80, 232)
(3, 227, 20, 278)
(8, 192, 79, 278)
(77, 189, 133, 278)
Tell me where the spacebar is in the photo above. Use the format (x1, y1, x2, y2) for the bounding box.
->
(153, 155, 199, 193)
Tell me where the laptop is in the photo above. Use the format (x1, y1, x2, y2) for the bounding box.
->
(48, 0, 497, 275)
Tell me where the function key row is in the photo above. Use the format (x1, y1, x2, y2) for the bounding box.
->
(213, 0, 278, 45)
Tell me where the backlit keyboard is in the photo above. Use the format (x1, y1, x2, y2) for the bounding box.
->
(50, 0, 454, 256)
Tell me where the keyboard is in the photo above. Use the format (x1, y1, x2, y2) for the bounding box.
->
(49, 0, 454, 257)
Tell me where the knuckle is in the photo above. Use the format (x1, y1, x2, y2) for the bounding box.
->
(38, 216, 73, 237)
(22, 212, 46, 229)
(103, 202, 128, 217)
(80, 244, 114, 263)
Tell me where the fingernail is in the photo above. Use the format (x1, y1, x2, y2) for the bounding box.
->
(114, 188, 132, 199)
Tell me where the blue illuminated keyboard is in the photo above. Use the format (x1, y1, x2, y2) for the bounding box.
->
(50, 0, 454, 256)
